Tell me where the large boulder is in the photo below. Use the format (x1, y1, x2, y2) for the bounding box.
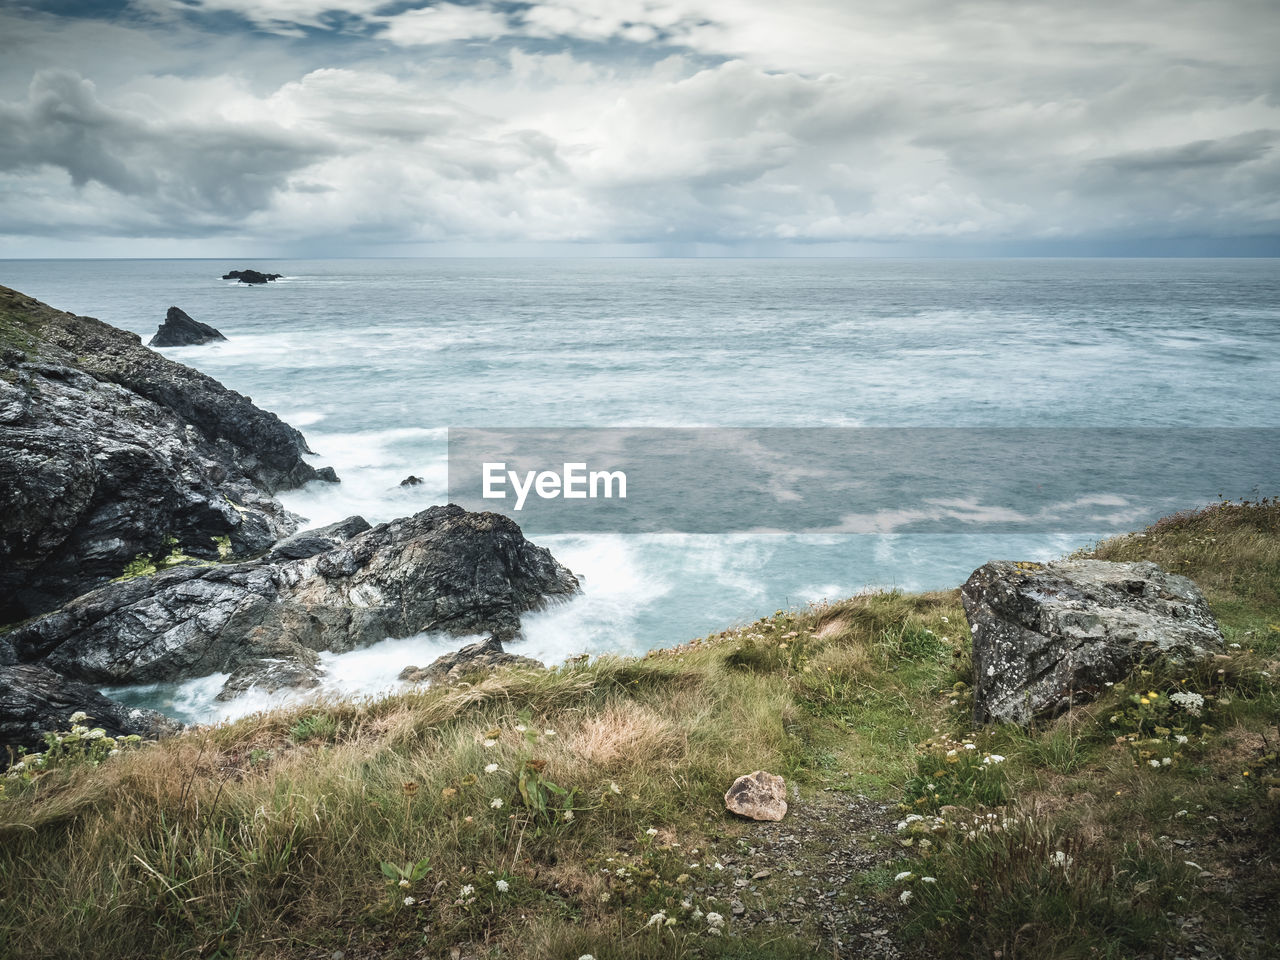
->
(0, 663, 181, 753)
(0, 285, 337, 622)
(2, 505, 579, 702)
(962, 559, 1225, 725)
(149, 306, 227, 347)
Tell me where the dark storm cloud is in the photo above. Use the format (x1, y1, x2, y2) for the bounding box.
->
(0, 70, 332, 228)
(1098, 131, 1278, 174)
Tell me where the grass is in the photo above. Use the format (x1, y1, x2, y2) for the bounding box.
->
(1, 500, 1278, 959)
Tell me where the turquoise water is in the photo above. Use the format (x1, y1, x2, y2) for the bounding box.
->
(4, 258, 1277, 720)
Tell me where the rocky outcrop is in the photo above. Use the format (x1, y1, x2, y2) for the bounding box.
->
(149, 306, 227, 347)
(217, 642, 323, 701)
(725, 770, 788, 821)
(222, 270, 282, 285)
(0, 285, 337, 622)
(2, 505, 579, 702)
(264, 515, 371, 562)
(400, 475, 424, 487)
(962, 559, 1224, 725)
(0, 663, 181, 752)
(400, 635, 544, 684)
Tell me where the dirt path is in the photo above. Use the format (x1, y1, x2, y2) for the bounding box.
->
(699, 786, 912, 958)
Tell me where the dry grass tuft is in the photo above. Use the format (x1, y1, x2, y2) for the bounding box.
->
(566, 701, 683, 772)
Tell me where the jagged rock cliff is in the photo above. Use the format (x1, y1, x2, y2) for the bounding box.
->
(2, 505, 579, 704)
(0, 285, 336, 622)
(0, 284, 581, 753)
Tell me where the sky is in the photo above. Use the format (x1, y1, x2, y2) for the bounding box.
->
(0, 0, 1278, 257)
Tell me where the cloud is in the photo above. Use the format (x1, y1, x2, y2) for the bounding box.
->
(131, 0, 392, 34)
(379, 3, 509, 46)
(1, 1, 1279, 251)
(0, 70, 332, 233)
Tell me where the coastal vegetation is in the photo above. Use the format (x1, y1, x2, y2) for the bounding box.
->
(2, 499, 1276, 959)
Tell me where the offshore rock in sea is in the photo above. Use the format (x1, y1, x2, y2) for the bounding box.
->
(963, 559, 1224, 725)
(148, 306, 227, 347)
(2, 505, 579, 704)
(0, 663, 182, 752)
(0, 284, 337, 622)
(222, 269, 283, 284)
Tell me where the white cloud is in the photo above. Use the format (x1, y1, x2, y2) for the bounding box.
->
(380, 4, 510, 47)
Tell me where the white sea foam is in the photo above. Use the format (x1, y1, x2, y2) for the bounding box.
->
(279, 426, 449, 527)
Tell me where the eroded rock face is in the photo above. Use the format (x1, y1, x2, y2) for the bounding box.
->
(0, 285, 336, 622)
(401, 635, 545, 685)
(724, 770, 788, 822)
(963, 559, 1224, 725)
(149, 306, 227, 347)
(2, 505, 579, 702)
(264, 515, 371, 562)
(0, 663, 182, 752)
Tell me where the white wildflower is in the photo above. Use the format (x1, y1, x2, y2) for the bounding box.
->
(894, 871, 913, 881)
(69, 711, 88, 724)
(460, 884, 475, 897)
(609, 781, 622, 794)
(645, 827, 659, 837)
(490, 798, 503, 809)
(398, 879, 410, 888)
(544, 729, 556, 737)
(85, 728, 106, 740)
(982, 754, 1005, 765)
(646, 911, 666, 927)
(1175, 735, 1189, 745)
(484, 763, 499, 773)
(706, 912, 724, 927)
(899, 890, 913, 904)
(482, 739, 497, 748)
(496, 879, 509, 893)
(1149, 759, 1162, 768)
(403, 896, 415, 906)
(563, 810, 575, 821)
(922, 876, 937, 883)
(578, 955, 595, 960)
(963, 743, 977, 750)
(1162, 757, 1172, 767)
(1048, 851, 1073, 869)
(1169, 691, 1204, 717)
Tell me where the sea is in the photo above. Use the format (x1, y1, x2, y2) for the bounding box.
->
(3, 258, 1278, 722)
